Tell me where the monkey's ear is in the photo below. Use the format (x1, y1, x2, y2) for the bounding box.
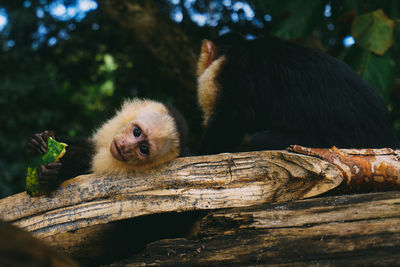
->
(197, 39, 215, 77)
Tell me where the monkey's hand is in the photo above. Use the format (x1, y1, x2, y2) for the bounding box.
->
(36, 162, 62, 190)
(27, 130, 55, 156)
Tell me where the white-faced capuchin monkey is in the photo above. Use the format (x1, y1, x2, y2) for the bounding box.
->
(196, 33, 400, 155)
(27, 99, 189, 191)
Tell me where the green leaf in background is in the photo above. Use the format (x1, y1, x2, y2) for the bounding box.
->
(268, 0, 326, 40)
(351, 9, 394, 55)
(347, 48, 396, 101)
(361, 51, 396, 101)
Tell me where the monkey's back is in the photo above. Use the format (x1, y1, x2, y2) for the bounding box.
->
(215, 36, 399, 149)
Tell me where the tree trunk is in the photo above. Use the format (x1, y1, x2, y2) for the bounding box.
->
(100, 0, 198, 92)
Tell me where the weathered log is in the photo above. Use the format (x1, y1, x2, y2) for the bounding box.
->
(0, 151, 342, 240)
(110, 191, 400, 266)
(2, 148, 400, 265)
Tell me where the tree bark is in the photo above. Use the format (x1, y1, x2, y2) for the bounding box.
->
(111, 191, 400, 266)
(1, 148, 400, 265)
(290, 145, 400, 189)
(0, 151, 342, 240)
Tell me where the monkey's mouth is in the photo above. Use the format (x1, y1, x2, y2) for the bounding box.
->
(110, 140, 127, 162)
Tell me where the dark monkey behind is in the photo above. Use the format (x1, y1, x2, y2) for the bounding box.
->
(196, 33, 400, 154)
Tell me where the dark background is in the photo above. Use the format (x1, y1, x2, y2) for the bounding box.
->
(1, 0, 400, 197)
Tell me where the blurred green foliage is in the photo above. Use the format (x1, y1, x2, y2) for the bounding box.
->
(1, 0, 400, 197)
(0, 0, 186, 196)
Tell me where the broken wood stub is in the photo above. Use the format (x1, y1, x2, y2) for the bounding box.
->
(290, 145, 400, 190)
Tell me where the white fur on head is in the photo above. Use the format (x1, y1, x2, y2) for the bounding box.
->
(91, 99, 180, 175)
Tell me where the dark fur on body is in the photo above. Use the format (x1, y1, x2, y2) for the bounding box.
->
(197, 33, 400, 154)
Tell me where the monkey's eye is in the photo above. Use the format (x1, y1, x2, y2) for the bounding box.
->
(139, 145, 149, 156)
(133, 126, 142, 137)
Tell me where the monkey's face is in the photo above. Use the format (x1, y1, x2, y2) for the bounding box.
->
(110, 110, 178, 166)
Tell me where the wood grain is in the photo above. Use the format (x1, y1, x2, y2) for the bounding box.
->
(0, 151, 342, 240)
(114, 191, 400, 266)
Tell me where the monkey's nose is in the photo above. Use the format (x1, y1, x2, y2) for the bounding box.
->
(119, 140, 127, 151)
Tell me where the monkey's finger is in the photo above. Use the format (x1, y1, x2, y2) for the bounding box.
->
(46, 162, 62, 169)
(27, 140, 39, 150)
(27, 139, 46, 154)
(36, 164, 45, 176)
(40, 176, 59, 189)
(41, 168, 60, 176)
(33, 133, 47, 146)
(38, 166, 59, 177)
(43, 130, 55, 140)
(39, 164, 60, 174)
(32, 133, 47, 153)
(39, 173, 57, 182)
(38, 176, 58, 188)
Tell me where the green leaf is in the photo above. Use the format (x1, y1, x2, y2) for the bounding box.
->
(351, 49, 396, 102)
(343, 46, 395, 101)
(99, 54, 118, 73)
(351, 9, 394, 55)
(26, 137, 67, 197)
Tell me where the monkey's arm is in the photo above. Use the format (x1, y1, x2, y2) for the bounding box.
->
(27, 131, 94, 191)
(57, 135, 94, 179)
(197, 112, 246, 155)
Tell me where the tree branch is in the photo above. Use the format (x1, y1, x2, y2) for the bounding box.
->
(0, 151, 342, 240)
